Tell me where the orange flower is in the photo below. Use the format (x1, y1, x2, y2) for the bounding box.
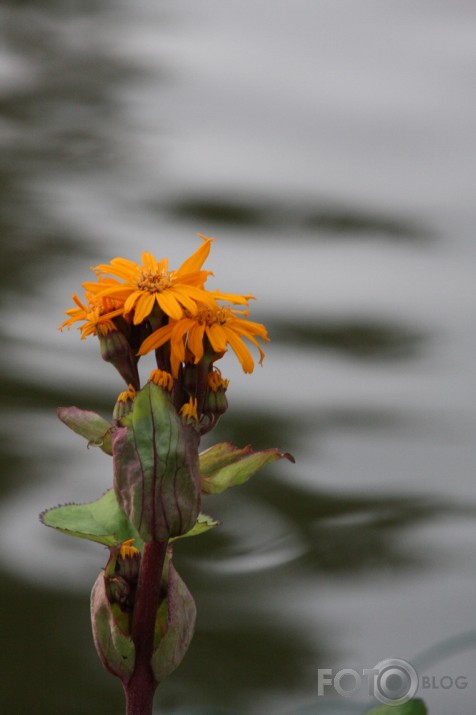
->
(59, 292, 124, 339)
(85, 235, 218, 324)
(138, 304, 269, 376)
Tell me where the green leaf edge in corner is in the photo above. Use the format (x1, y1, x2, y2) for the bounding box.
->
(365, 699, 428, 715)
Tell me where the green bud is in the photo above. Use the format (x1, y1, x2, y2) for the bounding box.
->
(98, 329, 140, 390)
(103, 540, 141, 612)
(116, 544, 141, 583)
(56, 406, 113, 454)
(112, 382, 201, 542)
(90, 572, 135, 681)
(203, 386, 228, 417)
(105, 575, 131, 610)
(112, 387, 136, 422)
(150, 555, 196, 681)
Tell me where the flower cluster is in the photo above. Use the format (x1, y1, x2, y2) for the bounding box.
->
(59, 235, 269, 431)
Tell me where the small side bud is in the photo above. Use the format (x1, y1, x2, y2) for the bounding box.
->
(113, 386, 137, 422)
(98, 329, 140, 390)
(103, 539, 141, 613)
(105, 575, 131, 610)
(117, 538, 141, 581)
(203, 369, 229, 417)
(56, 406, 113, 454)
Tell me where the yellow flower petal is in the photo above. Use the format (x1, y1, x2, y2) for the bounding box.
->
(177, 235, 214, 275)
(205, 322, 228, 354)
(156, 292, 185, 321)
(224, 328, 255, 373)
(138, 323, 174, 355)
(187, 323, 206, 363)
(132, 292, 156, 324)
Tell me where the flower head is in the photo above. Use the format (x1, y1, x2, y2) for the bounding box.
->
(59, 292, 124, 339)
(86, 235, 218, 324)
(138, 303, 269, 376)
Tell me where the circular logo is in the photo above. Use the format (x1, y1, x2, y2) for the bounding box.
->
(373, 658, 418, 705)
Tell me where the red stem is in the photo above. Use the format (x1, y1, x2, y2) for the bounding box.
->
(123, 540, 168, 715)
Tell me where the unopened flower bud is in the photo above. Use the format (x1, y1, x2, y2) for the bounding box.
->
(116, 538, 141, 582)
(98, 328, 140, 390)
(203, 370, 229, 417)
(113, 386, 137, 422)
(103, 539, 141, 613)
(105, 575, 131, 609)
(203, 387, 228, 416)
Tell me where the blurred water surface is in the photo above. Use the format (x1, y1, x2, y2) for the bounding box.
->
(1, 2, 475, 714)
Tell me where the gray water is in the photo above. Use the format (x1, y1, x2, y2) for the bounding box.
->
(1, 2, 475, 714)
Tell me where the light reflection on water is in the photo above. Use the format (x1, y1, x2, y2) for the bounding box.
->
(1, 2, 476, 714)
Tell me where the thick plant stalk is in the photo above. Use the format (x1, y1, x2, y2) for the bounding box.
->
(123, 541, 168, 715)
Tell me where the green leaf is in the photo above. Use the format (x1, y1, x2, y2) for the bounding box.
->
(57, 406, 113, 455)
(365, 699, 428, 715)
(40, 489, 142, 548)
(171, 512, 220, 541)
(199, 442, 295, 495)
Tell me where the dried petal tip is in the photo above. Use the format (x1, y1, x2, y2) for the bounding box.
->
(113, 385, 137, 421)
(119, 538, 140, 559)
(179, 397, 199, 423)
(207, 369, 229, 392)
(149, 368, 174, 392)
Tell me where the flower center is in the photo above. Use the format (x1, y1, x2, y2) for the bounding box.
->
(137, 269, 175, 293)
(195, 305, 232, 326)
